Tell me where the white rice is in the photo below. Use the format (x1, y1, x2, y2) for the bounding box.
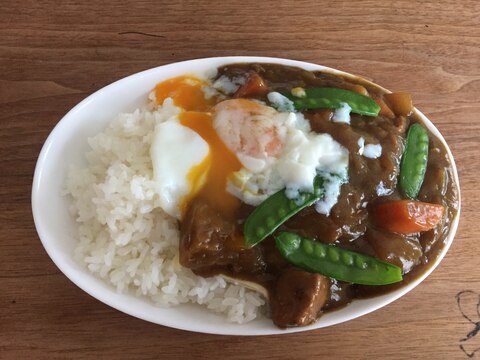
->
(65, 99, 265, 323)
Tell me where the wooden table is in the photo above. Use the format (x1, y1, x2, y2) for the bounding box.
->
(2, 1, 479, 359)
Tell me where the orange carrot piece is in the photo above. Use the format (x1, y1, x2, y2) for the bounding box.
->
(372, 200, 444, 234)
(234, 73, 268, 98)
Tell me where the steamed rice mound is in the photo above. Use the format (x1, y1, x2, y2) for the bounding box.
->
(65, 99, 265, 323)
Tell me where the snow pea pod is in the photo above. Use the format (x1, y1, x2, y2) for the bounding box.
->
(399, 123, 429, 199)
(275, 232, 403, 285)
(244, 176, 325, 248)
(283, 87, 381, 116)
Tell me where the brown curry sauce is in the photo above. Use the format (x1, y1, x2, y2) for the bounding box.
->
(179, 63, 459, 328)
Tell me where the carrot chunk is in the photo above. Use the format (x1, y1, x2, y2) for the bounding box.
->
(234, 73, 268, 98)
(372, 200, 444, 234)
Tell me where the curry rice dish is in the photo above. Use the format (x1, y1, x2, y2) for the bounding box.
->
(66, 63, 458, 328)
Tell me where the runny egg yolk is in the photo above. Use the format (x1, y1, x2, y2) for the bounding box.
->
(154, 76, 242, 217)
(155, 75, 217, 112)
(180, 112, 242, 217)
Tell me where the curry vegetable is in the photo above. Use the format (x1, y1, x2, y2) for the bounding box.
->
(373, 200, 444, 234)
(244, 176, 325, 247)
(275, 232, 403, 285)
(399, 123, 429, 199)
(283, 87, 381, 116)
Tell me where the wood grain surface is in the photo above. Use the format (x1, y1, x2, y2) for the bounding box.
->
(1, 1, 479, 359)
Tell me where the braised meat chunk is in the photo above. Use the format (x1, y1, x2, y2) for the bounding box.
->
(180, 198, 265, 274)
(271, 269, 330, 328)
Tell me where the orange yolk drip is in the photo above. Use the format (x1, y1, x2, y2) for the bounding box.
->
(180, 112, 242, 217)
(179, 153, 212, 216)
(153, 75, 242, 217)
(154, 75, 217, 112)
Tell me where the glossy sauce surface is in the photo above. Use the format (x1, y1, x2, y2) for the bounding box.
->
(178, 63, 459, 327)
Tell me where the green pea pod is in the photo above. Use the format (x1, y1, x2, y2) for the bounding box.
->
(275, 232, 403, 285)
(244, 176, 325, 248)
(399, 123, 429, 199)
(283, 87, 381, 116)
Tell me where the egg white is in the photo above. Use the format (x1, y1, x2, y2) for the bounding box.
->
(224, 106, 349, 215)
(151, 117, 209, 219)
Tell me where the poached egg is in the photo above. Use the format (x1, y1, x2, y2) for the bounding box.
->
(151, 76, 242, 220)
(150, 74, 349, 220)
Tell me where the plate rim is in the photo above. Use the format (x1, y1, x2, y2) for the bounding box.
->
(31, 56, 461, 335)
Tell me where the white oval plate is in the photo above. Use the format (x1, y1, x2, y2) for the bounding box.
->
(32, 57, 461, 335)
